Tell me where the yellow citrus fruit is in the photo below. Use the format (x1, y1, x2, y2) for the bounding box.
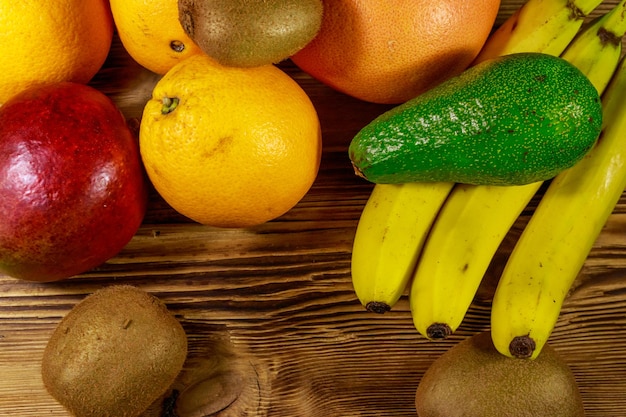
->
(139, 54, 322, 228)
(0, 0, 113, 105)
(109, 0, 204, 75)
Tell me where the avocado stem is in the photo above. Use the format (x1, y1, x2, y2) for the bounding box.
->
(351, 163, 367, 179)
(162, 97, 180, 115)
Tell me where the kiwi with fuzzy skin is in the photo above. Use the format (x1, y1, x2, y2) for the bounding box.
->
(415, 331, 585, 417)
(178, 0, 323, 67)
(41, 285, 188, 417)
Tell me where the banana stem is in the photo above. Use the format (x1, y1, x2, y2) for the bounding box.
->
(509, 336, 536, 359)
(572, 0, 603, 17)
(473, 0, 604, 64)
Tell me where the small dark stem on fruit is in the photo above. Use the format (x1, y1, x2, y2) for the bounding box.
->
(162, 97, 180, 115)
(509, 335, 536, 359)
(170, 40, 185, 52)
(426, 323, 452, 340)
(365, 301, 391, 314)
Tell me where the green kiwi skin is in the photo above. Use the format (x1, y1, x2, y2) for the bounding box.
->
(41, 285, 188, 417)
(178, 0, 323, 68)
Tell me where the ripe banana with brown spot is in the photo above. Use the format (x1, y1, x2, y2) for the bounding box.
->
(491, 17, 626, 359)
(560, 0, 626, 93)
(350, 0, 608, 317)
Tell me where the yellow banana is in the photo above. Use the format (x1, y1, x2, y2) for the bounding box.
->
(350, 0, 581, 314)
(350, 182, 452, 313)
(351, 0, 609, 315)
(491, 52, 626, 360)
(561, 0, 626, 93)
(473, 0, 602, 64)
(409, 0, 626, 341)
(409, 183, 538, 339)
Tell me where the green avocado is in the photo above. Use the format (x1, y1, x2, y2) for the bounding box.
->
(348, 53, 603, 186)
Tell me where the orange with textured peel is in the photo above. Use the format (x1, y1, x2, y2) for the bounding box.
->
(139, 55, 322, 228)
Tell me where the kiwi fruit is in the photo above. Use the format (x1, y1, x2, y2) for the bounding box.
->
(178, 0, 323, 67)
(41, 285, 188, 417)
(415, 331, 585, 417)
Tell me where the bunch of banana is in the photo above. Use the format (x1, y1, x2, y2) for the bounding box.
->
(409, 0, 626, 341)
(473, 0, 603, 63)
(350, 0, 603, 314)
(491, 39, 626, 359)
(560, 0, 626, 92)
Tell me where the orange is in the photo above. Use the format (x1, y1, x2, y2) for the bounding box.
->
(0, 0, 113, 105)
(139, 54, 322, 228)
(290, 0, 501, 104)
(109, 0, 204, 75)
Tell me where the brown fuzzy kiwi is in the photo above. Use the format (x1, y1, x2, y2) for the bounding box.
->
(41, 285, 188, 417)
(415, 331, 585, 417)
(178, 0, 323, 67)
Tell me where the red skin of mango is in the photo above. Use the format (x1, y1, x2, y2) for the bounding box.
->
(0, 82, 148, 282)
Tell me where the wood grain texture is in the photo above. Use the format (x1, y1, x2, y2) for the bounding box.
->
(2, 1, 626, 415)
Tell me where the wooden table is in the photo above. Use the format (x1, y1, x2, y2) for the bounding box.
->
(2, 2, 626, 416)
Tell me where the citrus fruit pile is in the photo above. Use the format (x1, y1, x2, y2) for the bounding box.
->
(110, 0, 324, 228)
(0, 0, 499, 281)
